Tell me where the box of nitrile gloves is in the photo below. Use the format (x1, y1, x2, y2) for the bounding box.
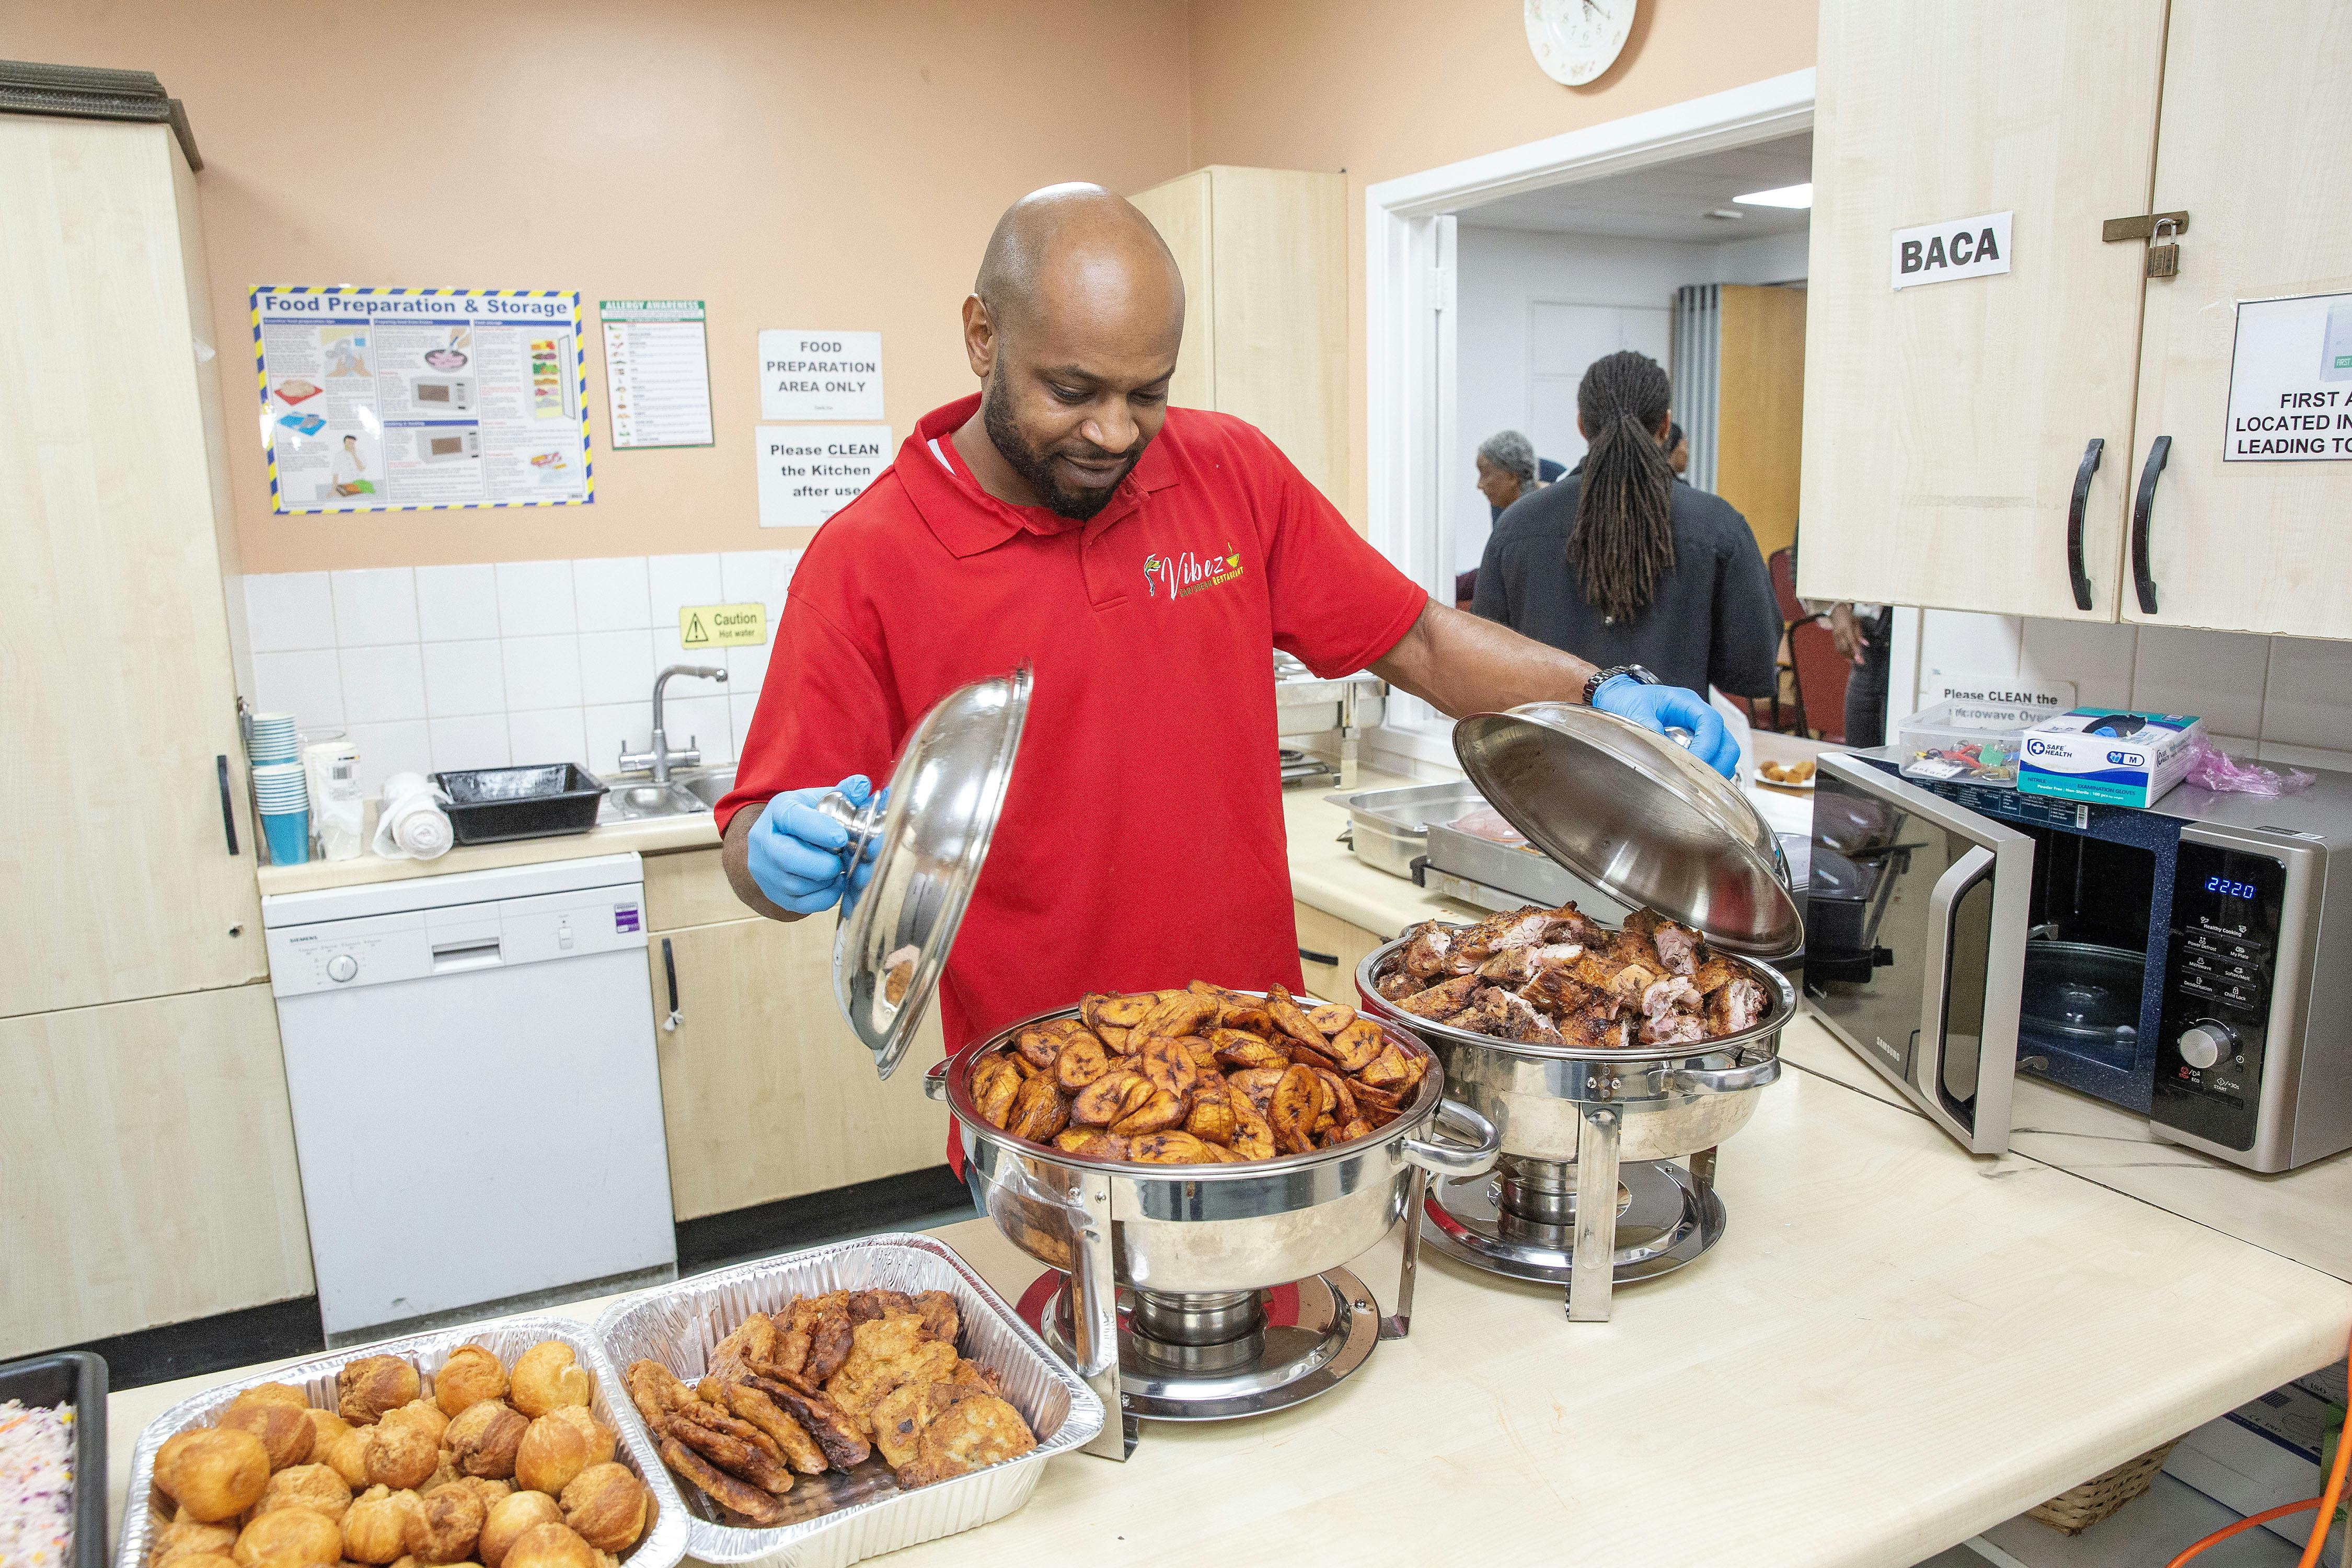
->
(2017, 708, 2205, 809)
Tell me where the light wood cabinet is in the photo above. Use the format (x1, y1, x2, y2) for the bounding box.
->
(0, 984, 313, 1356)
(1294, 901, 1391, 1005)
(643, 850, 949, 1220)
(1801, 1, 2352, 638)
(1129, 166, 1348, 503)
(0, 117, 262, 1019)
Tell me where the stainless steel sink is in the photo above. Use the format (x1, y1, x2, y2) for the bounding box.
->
(598, 766, 737, 822)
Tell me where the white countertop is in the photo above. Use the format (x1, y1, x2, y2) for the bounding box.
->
(253, 812, 721, 895)
(105, 1014, 2351, 1568)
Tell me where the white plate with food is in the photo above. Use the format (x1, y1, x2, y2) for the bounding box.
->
(1753, 758, 1817, 791)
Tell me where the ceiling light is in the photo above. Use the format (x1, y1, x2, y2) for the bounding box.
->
(1703, 209, 1744, 221)
(1733, 181, 1813, 210)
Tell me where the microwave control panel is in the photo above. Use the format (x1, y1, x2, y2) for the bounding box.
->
(2150, 840, 2284, 1151)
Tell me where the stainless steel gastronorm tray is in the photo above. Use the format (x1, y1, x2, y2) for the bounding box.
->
(116, 1316, 686, 1568)
(592, 1232, 1103, 1568)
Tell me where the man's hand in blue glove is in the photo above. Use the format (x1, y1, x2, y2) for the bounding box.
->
(745, 775, 872, 914)
(1591, 676, 1741, 779)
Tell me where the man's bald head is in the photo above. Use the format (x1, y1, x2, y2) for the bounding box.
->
(973, 183, 1184, 344)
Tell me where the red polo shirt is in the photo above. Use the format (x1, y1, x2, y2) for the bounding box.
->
(718, 394, 1427, 1063)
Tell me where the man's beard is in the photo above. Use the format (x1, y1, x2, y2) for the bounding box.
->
(981, 369, 1147, 521)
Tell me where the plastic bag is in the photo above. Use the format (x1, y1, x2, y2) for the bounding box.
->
(2184, 740, 2315, 798)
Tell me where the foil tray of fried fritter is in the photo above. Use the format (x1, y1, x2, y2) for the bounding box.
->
(592, 1233, 1101, 1568)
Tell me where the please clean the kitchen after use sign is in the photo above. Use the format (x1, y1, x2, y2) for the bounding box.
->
(2224, 291, 2352, 462)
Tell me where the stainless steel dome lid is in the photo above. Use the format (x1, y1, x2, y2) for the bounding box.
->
(1452, 702, 1803, 957)
(821, 665, 1032, 1078)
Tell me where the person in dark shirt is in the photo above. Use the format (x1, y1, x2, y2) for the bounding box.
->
(1665, 421, 1689, 477)
(1472, 351, 1780, 702)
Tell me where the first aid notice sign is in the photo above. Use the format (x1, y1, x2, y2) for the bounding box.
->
(2225, 292, 2352, 462)
(1891, 211, 2012, 291)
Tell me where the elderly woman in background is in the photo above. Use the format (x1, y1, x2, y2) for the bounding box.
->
(1460, 429, 1561, 607)
(1472, 351, 1779, 707)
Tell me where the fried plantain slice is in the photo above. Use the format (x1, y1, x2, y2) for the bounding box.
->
(1070, 1068, 1147, 1126)
(1054, 1034, 1112, 1092)
(1007, 1072, 1069, 1143)
(1315, 1068, 1357, 1125)
(658, 1434, 790, 1521)
(1013, 1024, 1065, 1071)
(1323, 1018, 1387, 1074)
(1222, 1005, 1278, 1036)
(972, 1057, 1021, 1129)
(720, 1381, 827, 1475)
(1263, 985, 1327, 1051)
(1327, 1117, 1374, 1147)
(1125, 1130, 1210, 1164)
(1305, 1002, 1357, 1037)
(744, 1377, 869, 1471)
(1133, 992, 1216, 1044)
(1227, 1066, 1285, 1115)
(1097, 1023, 1132, 1053)
(1138, 1036, 1198, 1101)
(1210, 1032, 1290, 1072)
(1094, 993, 1154, 1028)
(1358, 1042, 1416, 1091)
(666, 1405, 794, 1491)
(1184, 1094, 1237, 1147)
(1180, 1036, 1220, 1072)
(1110, 1087, 1187, 1136)
(1284, 1040, 1343, 1074)
(1078, 993, 1112, 1032)
(1348, 1080, 1403, 1111)
(1229, 1099, 1278, 1160)
(1198, 1140, 1249, 1163)
(1269, 1064, 1321, 1155)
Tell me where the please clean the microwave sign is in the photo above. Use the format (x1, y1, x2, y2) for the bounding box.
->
(1891, 211, 2012, 290)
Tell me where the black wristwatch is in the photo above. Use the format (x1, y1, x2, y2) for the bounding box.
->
(1581, 663, 1658, 706)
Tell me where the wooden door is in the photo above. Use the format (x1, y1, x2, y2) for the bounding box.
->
(1127, 169, 1216, 413)
(1797, 1, 2168, 620)
(1294, 902, 1393, 1007)
(2122, 2, 2352, 638)
(0, 984, 313, 1355)
(649, 916, 950, 1220)
(1715, 285, 1808, 562)
(0, 119, 263, 1019)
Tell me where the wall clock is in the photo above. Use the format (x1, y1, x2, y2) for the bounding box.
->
(1525, 0, 1637, 86)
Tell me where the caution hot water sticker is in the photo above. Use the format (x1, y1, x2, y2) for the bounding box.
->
(679, 603, 766, 648)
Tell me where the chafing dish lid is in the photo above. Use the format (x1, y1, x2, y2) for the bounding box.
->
(1452, 702, 1803, 956)
(828, 664, 1031, 1078)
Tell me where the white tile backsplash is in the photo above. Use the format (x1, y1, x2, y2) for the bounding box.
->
(245, 572, 337, 652)
(253, 650, 344, 731)
(648, 554, 723, 621)
(720, 549, 798, 613)
(1917, 610, 2024, 688)
(2257, 739, 2352, 773)
(416, 563, 501, 641)
(573, 556, 652, 631)
(496, 559, 578, 637)
(2132, 626, 2269, 736)
(329, 568, 419, 646)
(2017, 618, 2137, 709)
(508, 707, 587, 768)
(339, 645, 428, 724)
(429, 714, 511, 773)
(664, 693, 734, 767)
(502, 634, 583, 709)
(579, 628, 656, 706)
(345, 719, 432, 796)
(422, 639, 505, 717)
(583, 701, 655, 772)
(725, 641, 775, 693)
(2263, 638, 2352, 753)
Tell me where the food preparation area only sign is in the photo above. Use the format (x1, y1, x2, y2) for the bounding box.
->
(755, 424, 891, 528)
(2225, 292, 2352, 462)
(759, 329, 883, 421)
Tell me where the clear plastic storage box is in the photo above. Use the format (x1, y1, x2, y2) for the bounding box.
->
(1896, 698, 2066, 787)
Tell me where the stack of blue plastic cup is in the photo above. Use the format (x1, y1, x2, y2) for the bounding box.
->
(250, 751, 310, 864)
(248, 712, 300, 764)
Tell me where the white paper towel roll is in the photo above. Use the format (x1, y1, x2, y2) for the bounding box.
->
(373, 772, 454, 860)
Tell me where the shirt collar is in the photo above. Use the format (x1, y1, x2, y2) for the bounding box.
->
(895, 395, 1181, 560)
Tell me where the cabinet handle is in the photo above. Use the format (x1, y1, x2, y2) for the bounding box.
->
(1298, 946, 1340, 967)
(216, 755, 240, 856)
(2065, 437, 2103, 611)
(660, 937, 681, 1032)
(2131, 435, 2171, 615)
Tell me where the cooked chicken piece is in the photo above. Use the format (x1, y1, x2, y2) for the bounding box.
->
(665, 1402, 794, 1491)
(1399, 920, 1456, 978)
(1641, 974, 1703, 1020)
(1376, 967, 1422, 1001)
(1558, 1007, 1632, 1050)
(1626, 908, 1705, 975)
(1397, 973, 1478, 1018)
(1450, 985, 1560, 1044)
(719, 1380, 828, 1475)
(1691, 954, 1742, 996)
(744, 1376, 870, 1471)
(805, 1295, 855, 1381)
(626, 1358, 695, 1427)
(1705, 974, 1769, 1034)
(1571, 950, 1659, 1006)
(893, 1392, 1037, 1489)
(659, 1434, 791, 1521)
(827, 1330, 957, 1438)
(1519, 965, 1597, 1019)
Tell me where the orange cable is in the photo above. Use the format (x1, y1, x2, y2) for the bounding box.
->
(2164, 1497, 2320, 1568)
(2166, 1317, 2352, 1567)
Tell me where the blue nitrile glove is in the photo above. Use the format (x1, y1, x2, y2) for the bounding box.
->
(747, 775, 873, 914)
(1592, 676, 1741, 779)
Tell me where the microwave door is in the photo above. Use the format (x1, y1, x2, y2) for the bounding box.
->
(1808, 754, 2034, 1154)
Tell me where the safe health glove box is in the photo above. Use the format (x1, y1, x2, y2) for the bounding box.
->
(2017, 708, 2207, 809)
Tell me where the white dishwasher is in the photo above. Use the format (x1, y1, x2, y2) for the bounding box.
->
(264, 853, 677, 1341)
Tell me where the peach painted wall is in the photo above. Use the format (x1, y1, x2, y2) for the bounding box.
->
(1181, 0, 1819, 524)
(7, 0, 1193, 573)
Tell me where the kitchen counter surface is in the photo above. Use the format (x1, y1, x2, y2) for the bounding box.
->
(106, 1010, 2352, 1568)
(253, 811, 721, 896)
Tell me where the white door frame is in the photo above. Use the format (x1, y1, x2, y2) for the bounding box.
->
(1364, 67, 1816, 765)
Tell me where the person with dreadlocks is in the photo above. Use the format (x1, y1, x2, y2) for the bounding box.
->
(1471, 349, 1779, 712)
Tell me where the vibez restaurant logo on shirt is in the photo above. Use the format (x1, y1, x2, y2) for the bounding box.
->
(1144, 545, 1245, 600)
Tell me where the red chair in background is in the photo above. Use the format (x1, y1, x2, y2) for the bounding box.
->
(1788, 615, 1851, 744)
(1767, 546, 1805, 626)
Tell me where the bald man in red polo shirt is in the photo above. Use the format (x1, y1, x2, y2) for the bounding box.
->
(716, 183, 1734, 1066)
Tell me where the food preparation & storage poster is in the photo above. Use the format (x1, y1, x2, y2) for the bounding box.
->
(250, 286, 593, 513)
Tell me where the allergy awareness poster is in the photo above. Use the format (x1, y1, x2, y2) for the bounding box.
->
(251, 286, 593, 512)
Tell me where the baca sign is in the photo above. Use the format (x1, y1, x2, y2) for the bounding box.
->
(1890, 210, 2012, 291)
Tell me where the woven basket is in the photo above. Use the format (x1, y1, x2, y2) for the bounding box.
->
(2027, 1439, 2182, 1534)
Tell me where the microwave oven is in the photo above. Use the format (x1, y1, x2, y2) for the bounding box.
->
(411, 375, 473, 411)
(1806, 751, 2352, 1171)
(416, 427, 479, 463)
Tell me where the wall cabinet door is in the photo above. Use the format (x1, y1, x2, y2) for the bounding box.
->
(0, 119, 262, 1019)
(1797, 1, 2168, 620)
(2121, 2, 2352, 638)
(1294, 901, 1392, 1005)
(0, 983, 313, 1356)
(649, 916, 949, 1221)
